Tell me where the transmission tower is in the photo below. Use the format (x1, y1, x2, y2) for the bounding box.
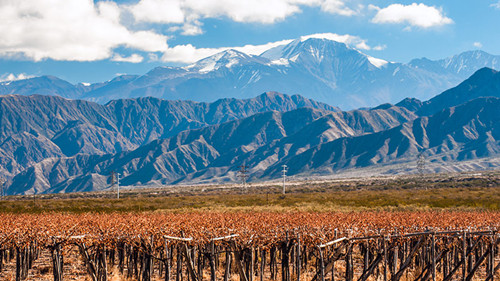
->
(237, 164, 249, 190)
(110, 171, 121, 199)
(281, 164, 288, 195)
(416, 153, 427, 189)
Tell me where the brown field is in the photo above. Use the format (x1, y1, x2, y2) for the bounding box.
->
(0, 171, 499, 280)
(1, 171, 499, 213)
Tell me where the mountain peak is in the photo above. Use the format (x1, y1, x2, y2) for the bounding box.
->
(187, 49, 259, 73)
(440, 50, 500, 77)
(261, 37, 350, 61)
(469, 66, 499, 77)
(418, 67, 500, 115)
(260, 37, 388, 69)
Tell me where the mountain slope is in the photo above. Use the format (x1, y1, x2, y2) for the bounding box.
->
(272, 97, 499, 177)
(4, 66, 500, 194)
(5, 104, 418, 194)
(0, 92, 336, 181)
(6, 95, 499, 194)
(418, 68, 500, 115)
(107, 91, 338, 144)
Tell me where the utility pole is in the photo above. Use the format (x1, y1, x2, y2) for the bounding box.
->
(237, 164, 249, 190)
(281, 164, 288, 195)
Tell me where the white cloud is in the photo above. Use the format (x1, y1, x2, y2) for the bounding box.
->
(161, 33, 382, 63)
(373, 45, 387, 51)
(372, 3, 453, 28)
(473, 42, 483, 48)
(160, 39, 298, 63)
(0, 0, 362, 63)
(130, 0, 185, 24)
(161, 44, 225, 63)
(111, 53, 144, 63)
(183, 0, 302, 24)
(320, 0, 356, 16)
(0, 0, 374, 64)
(0, 73, 33, 83)
(491, 1, 500, 9)
(180, 21, 204, 36)
(0, 0, 168, 61)
(129, 0, 356, 30)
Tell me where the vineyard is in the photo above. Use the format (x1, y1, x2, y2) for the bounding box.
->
(0, 211, 499, 281)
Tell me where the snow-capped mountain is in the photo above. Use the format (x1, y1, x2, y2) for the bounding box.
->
(1, 37, 499, 109)
(410, 50, 500, 78)
(184, 49, 268, 73)
(261, 38, 388, 70)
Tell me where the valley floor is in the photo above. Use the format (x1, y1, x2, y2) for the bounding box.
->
(2, 170, 498, 213)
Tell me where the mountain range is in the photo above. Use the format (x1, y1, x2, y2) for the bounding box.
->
(0, 92, 336, 178)
(1, 37, 499, 109)
(4, 67, 500, 195)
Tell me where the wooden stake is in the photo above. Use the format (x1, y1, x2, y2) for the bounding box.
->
(318, 246, 325, 281)
(231, 241, 249, 281)
(383, 238, 388, 281)
(431, 233, 436, 281)
(296, 235, 301, 281)
(462, 231, 467, 281)
(209, 241, 216, 281)
(224, 247, 232, 281)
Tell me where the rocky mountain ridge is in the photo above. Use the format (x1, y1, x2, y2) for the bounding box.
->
(0, 92, 335, 178)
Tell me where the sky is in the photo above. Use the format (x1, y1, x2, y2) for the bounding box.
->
(0, 0, 499, 84)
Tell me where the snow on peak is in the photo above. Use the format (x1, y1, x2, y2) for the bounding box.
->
(367, 56, 388, 68)
(187, 49, 252, 73)
(261, 36, 355, 62)
(299, 33, 345, 43)
(269, 58, 290, 66)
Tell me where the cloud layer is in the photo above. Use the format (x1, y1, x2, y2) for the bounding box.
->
(0, 0, 168, 61)
(0, 0, 450, 64)
(0, 0, 360, 62)
(372, 3, 453, 28)
(130, 0, 356, 28)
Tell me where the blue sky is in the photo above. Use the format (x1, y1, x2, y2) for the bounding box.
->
(1, 0, 499, 84)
